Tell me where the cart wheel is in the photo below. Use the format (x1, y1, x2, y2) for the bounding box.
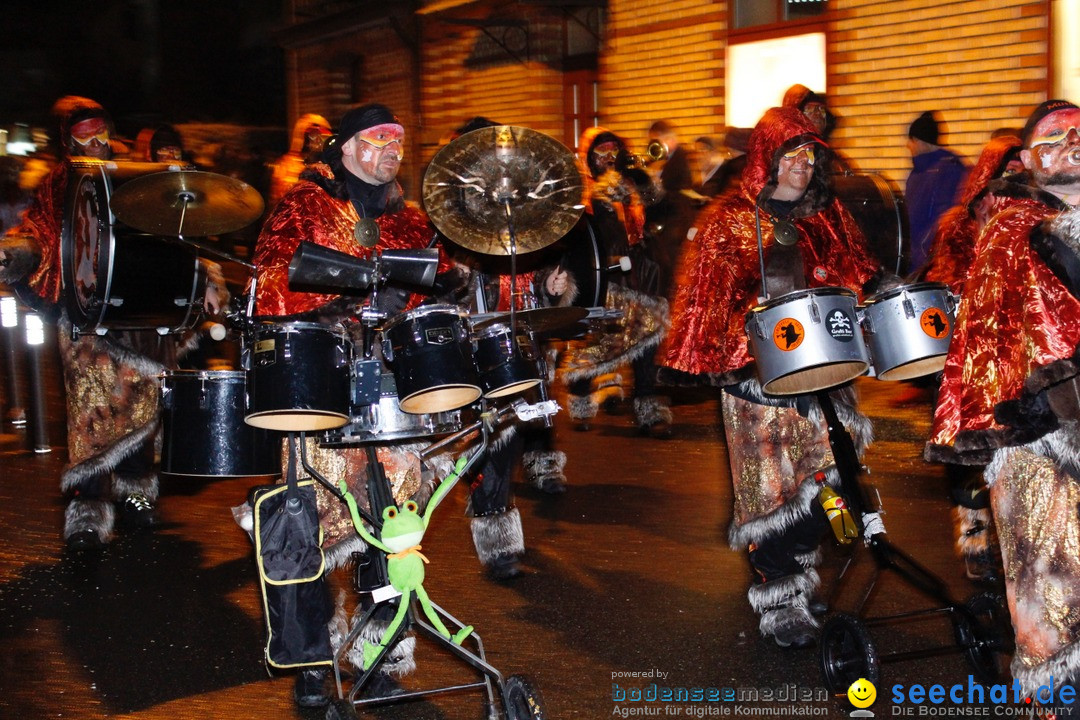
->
(953, 591, 1013, 685)
(325, 699, 358, 720)
(503, 674, 547, 720)
(819, 613, 879, 694)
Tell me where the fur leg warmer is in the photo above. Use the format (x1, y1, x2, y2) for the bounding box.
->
(469, 508, 525, 566)
(522, 449, 567, 493)
(64, 497, 115, 544)
(329, 592, 415, 678)
(633, 395, 672, 429)
(569, 395, 598, 422)
(747, 570, 820, 647)
(111, 471, 160, 503)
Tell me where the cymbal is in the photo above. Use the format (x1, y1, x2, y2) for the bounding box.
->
(110, 170, 265, 237)
(422, 125, 584, 255)
(471, 306, 588, 333)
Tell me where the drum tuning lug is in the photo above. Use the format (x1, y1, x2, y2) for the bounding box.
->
(902, 297, 915, 319)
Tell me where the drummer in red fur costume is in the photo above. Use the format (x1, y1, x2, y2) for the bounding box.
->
(925, 100, 1080, 696)
(659, 106, 884, 648)
(251, 103, 470, 708)
(0, 97, 226, 551)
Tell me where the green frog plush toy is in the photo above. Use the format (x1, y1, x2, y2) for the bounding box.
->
(342, 456, 474, 671)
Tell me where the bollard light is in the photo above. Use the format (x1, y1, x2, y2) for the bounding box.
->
(23, 312, 50, 453)
(1, 296, 16, 328)
(24, 313, 44, 346)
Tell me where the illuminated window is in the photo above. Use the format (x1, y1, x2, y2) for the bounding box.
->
(1054, 0, 1080, 101)
(726, 33, 826, 127)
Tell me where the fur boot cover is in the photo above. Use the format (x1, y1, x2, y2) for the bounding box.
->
(522, 449, 567, 492)
(329, 591, 415, 678)
(747, 570, 820, 642)
(633, 395, 672, 429)
(111, 470, 160, 503)
(64, 497, 115, 544)
(569, 394, 598, 422)
(469, 508, 525, 566)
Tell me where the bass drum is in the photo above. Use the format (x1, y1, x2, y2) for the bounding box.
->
(558, 213, 609, 309)
(831, 173, 906, 277)
(61, 160, 208, 334)
(160, 370, 280, 478)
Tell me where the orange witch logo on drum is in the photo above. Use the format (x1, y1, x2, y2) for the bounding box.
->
(920, 307, 950, 339)
(772, 318, 805, 351)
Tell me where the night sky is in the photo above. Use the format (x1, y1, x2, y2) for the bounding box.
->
(1, 1, 286, 136)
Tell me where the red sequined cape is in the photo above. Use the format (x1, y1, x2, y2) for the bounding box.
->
(927, 188, 1080, 464)
(253, 178, 442, 317)
(922, 136, 1022, 293)
(659, 107, 879, 384)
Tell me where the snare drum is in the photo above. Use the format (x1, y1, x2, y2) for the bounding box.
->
(382, 304, 481, 414)
(61, 161, 207, 334)
(859, 282, 956, 381)
(745, 287, 870, 395)
(320, 372, 463, 446)
(245, 322, 352, 431)
(160, 370, 280, 477)
(473, 323, 541, 399)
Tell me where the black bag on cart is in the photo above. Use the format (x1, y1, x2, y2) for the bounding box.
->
(253, 438, 333, 669)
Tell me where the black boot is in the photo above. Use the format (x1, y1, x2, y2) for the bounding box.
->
(294, 666, 330, 708)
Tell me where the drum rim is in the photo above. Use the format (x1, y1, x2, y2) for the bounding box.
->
(161, 369, 247, 380)
(383, 303, 468, 330)
(750, 285, 858, 313)
(475, 322, 514, 339)
(253, 320, 347, 334)
(864, 281, 949, 305)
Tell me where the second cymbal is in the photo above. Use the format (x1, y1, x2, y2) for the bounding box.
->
(110, 170, 265, 237)
(471, 306, 588, 333)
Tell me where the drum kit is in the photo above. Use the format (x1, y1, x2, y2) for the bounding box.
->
(58, 127, 594, 480)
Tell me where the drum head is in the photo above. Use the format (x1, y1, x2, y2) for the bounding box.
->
(399, 385, 481, 415)
(62, 163, 111, 329)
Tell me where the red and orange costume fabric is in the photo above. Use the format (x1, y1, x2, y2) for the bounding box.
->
(659, 107, 880, 646)
(925, 177, 1080, 692)
(920, 135, 1023, 293)
(267, 114, 332, 210)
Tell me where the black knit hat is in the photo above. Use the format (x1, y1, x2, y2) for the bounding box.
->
(908, 111, 940, 145)
(323, 103, 400, 165)
(1020, 99, 1080, 147)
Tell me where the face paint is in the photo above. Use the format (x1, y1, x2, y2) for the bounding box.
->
(68, 117, 111, 159)
(343, 123, 405, 184)
(782, 143, 816, 166)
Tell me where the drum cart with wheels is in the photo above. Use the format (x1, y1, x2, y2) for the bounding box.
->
(298, 400, 551, 720)
(813, 391, 1013, 696)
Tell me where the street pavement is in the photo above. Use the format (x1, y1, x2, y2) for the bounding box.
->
(0, 325, 1024, 719)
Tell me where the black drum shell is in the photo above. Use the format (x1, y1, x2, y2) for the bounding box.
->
(62, 161, 207, 333)
(160, 370, 280, 477)
(245, 323, 352, 431)
(473, 324, 541, 398)
(382, 305, 481, 414)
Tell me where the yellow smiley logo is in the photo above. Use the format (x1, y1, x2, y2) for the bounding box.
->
(847, 678, 876, 708)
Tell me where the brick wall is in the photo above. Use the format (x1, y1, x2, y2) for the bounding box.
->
(418, 3, 567, 164)
(602, 0, 727, 153)
(829, 0, 1049, 187)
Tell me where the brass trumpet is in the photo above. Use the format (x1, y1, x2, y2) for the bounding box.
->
(619, 140, 668, 172)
